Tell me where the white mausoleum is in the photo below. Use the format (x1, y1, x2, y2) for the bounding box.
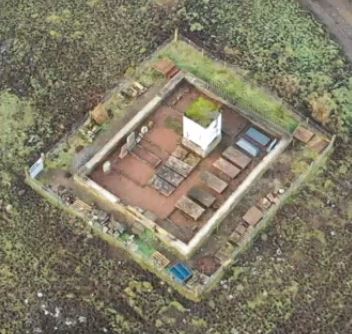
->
(182, 98, 222, 157)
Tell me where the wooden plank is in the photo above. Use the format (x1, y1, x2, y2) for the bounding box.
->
(176, 196, 205, 220)
(165, 156, 193, 177)
(151, 175, 175, 197)
(132, 145, 161, 167)
(222, 146, 252, 169)
(156, 165, 184, 187)
(201, 171, 228, 194)
(188, 187, 216, 208)
(242, 206, 263, 226)
(213, 157, 241, 178)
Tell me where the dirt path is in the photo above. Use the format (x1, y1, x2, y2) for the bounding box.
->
(298, 0, 352, 62)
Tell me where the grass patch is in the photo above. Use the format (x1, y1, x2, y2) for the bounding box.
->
(0, 92, 35, 159)
(185, 96, 220, 127)
(161, 40, 299, 132)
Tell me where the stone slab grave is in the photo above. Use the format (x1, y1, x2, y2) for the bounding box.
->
(242, 206, 263, 226)
(71, 198, 92, 213)
(151, 251, 170, 269)
(213, 157, 241, 179)
(132, 145, 161, 167)
(176, 196, 205, 220)
(201, 171, 228, 194)
(151, 175, 175, 197)
(222, 146, 252, 169)
(215, 242, 236, 263)
(184, 153, 201, 168)
(235, 222, 248, 236)
(307, 135, 329, 153)
(172, 145, 189, 160)
(294, 126, 314, 144)
(165, 156, 193, 177)
(156, 165, 184, 187)
(228, 230, 241, 245)
(188, 187, 216, 208)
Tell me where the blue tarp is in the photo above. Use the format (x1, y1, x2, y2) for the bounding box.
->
(169, 263, 193, 283)
(245, 127, 271, 146)
(236, 138, 260, 157)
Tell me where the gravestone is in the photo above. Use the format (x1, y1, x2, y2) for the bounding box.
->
(119, 143, 128, 159)
(141, 126, 149, 135)
(126, 131, 136, 150)
(102, 161, 111, 174)
(29, 154, 45, 179)
(176, 196, 205, 220)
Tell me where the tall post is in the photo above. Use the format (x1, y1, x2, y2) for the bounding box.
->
(174, 28, 178, 42)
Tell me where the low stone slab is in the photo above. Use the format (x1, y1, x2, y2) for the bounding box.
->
(307, 135, 329, 153)
(165, 156, 193, 177)
(294, 126, 314, 144)
(172, 145, 189, 160)
(71, 199, 92, 212)
(215, 242, 236, 262)
(258, 197, 272, 210)
(188, 187, 216, 208)
(235, 222, 248, 236)
(151, 175, 175, 197)
(176, 196, 205, 220)
(156, 165, 184, 187)
(222, 146, 252, 169)
(184, 153, 201, 168)
(228, 230, 242, 245)
(243, 206, 263, 226)
(152, 251, 170, 269)
(201, 171, 228, 194)
(213, 157, 241, 179)
(267, 193, 280, 205)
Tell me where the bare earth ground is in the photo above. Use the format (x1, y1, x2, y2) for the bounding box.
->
(299, 0, 352, 62)
(90, 82, 266, 243)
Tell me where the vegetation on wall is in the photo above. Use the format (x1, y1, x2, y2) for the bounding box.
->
(162, 41, 299, 132)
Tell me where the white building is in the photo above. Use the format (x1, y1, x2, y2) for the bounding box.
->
(182, 97, 222, 157)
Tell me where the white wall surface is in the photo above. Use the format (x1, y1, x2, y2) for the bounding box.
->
(183, 113, 222, 151)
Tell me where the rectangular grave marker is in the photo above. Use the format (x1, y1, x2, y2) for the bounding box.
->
(176, 196, 205, 220)
(165, 156, 193, 177)
(156, 165, 184, 187)
(201, 171, 228, 194)
(213, 157, 241, 179)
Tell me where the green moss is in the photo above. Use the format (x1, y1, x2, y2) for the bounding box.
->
(185, 97, 220, 127)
